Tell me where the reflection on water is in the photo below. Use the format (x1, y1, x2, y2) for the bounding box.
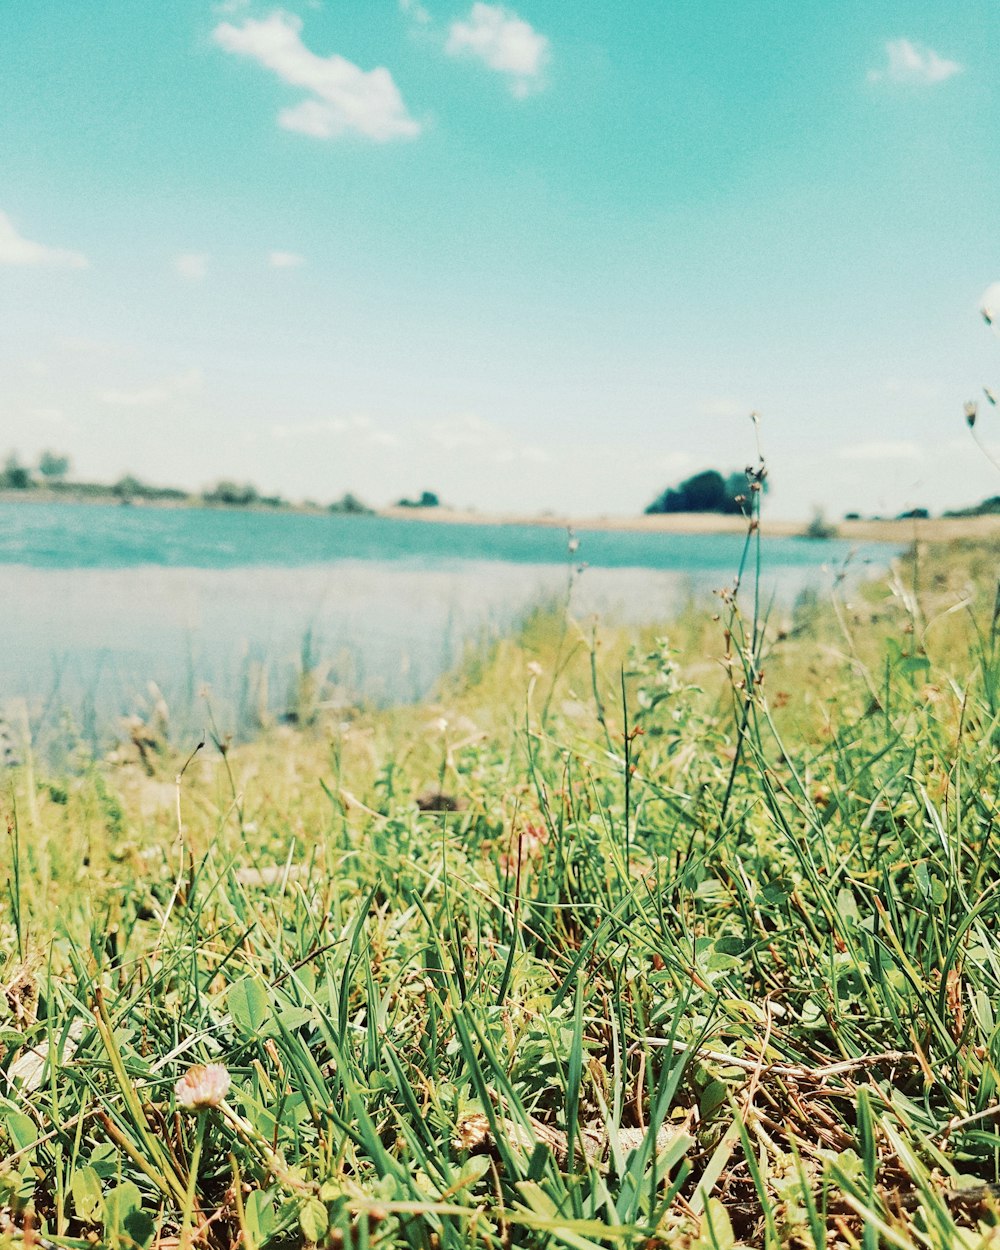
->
(3, 549, 887, 755)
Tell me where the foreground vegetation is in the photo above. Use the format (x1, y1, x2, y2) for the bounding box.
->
(2, 534, 1000, 1249)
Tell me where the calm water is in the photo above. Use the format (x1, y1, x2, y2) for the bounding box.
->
(0, 503, 893, 747)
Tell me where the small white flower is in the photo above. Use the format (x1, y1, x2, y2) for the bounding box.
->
(175, 1062, 230, 1110)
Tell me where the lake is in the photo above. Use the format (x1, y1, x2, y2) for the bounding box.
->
(0, 503, 894, 751)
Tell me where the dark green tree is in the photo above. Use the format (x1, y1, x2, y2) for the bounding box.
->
(38, 450, 71, 481)
(397, 490, 440, 509)
(112, 474, 145, 501)
(645, 468, 755, 515)
(329, 492, 372, 514)
(204, 480, 260, 506)
(1, 453, 32, 490)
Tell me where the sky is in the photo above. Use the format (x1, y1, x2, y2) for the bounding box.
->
(1, 0, 999, 520)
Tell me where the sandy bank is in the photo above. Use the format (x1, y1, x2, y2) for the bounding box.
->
(378, 507, 1000, 544)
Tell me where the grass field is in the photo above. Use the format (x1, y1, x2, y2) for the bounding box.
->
(2, 530, 1000, 1249)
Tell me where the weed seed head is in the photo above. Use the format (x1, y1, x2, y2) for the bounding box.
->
(964, 400, 978, 429)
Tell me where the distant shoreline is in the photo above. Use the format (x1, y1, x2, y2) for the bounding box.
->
(382, 507, 1000, 543)
(2, 489, 998, 543)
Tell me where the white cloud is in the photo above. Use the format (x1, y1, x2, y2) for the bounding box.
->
(213, 10, 421, 141)
(399, 0, 432, 25)
(99, 369, 203, 408)
(32, 406, 70, 426)
(58, 335, 134, 359)
(270, 414, 399, 446)
(427, 413, 548, 462)
(100, 385, 171, 408)
(268, 250, 305, 268)
(427, 412, 494, 451)
(838, 440, 924, 462)
(654, 451, 695, 476)
(271, 411, 541, 463)
(699, 397, 749, 419)
(173, 253, 209, 281)
(445, 3, 549, 98)
(868, 38, 963, 85)
(0, 211, 88, 269)
(882, 377, 942, 402)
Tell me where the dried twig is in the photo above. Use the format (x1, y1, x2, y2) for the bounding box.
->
(638, 1039, 913, 1084)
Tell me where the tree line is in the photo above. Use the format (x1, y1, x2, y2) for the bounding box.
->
(0, 450, 379, 514)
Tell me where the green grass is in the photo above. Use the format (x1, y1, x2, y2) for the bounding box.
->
(2, 534, 1000, 1249)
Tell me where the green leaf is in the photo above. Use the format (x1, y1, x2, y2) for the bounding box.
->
(973, 990, 995, 1033)
(299, 1197, 329, 1244)
(103, 1181, 142, 1234)
(699, 1079, 729, 1118)
(244, 1190, 275, 1241)
(123, 1207, 156, 1248)
(885, 639, 931, 681)
(445, 1155, 492, 1194)
(228, 977, 271, 1038)
(514, 1181, 559, 1218)
(836, 887, 860, 925)
(89, 1143, 119, 1179)
(264, 1004, 313, 1037)
(3, 1112, 36, 1155)
(701, 1197, 735, 1249)
(71, 1167, 103, 1223)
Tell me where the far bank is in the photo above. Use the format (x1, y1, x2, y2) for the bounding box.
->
(380, 504, 1000, 544)
(2, 488, 998, 544)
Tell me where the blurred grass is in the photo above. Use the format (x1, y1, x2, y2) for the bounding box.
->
(1, 534, 999, 1249)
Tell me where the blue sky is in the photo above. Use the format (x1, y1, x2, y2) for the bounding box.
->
(1, 0, 998, 518)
